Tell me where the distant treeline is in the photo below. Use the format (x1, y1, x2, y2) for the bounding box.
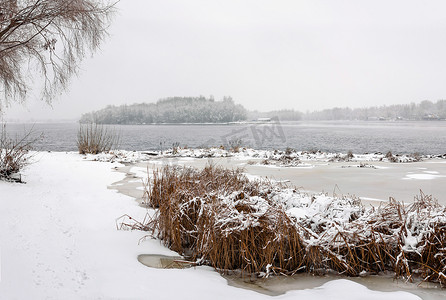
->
(248, 100, 446, 121)
(303, 100, 446, 121)
(80, 96, 247, 124)
(80, 98, 446, 124)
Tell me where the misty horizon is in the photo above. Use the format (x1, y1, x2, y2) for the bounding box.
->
(3, 0, 446, 121)
(4, 97, 445, 123)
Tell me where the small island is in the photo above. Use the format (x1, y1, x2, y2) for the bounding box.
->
(80, 96, 248, 124)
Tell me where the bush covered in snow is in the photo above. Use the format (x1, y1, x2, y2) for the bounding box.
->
(0, 123, 38, 182)
(130, 164, 446, 285)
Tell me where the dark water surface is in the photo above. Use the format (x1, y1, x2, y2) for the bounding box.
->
(5, 121, 446, 155)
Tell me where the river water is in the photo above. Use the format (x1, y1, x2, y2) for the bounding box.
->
(5, 120, 446, 155)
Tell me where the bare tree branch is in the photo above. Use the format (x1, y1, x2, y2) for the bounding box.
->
(0, 0, 117, 111)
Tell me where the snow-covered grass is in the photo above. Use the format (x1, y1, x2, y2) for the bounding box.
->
(139, 164, 446, 286)
(163, 147, 431, 164)
(0, 152, 425, 299)
(0, 123, 37, 182)
(79, 147, 445, 167)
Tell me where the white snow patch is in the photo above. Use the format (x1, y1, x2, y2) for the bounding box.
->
(360, 197, 387, 203)
(403, 173, 446, 180)
(243, 173, 261, 181)
(129, 166, 151, 181)
(287, 207, 308, 219)
(423, 171, 439, 174)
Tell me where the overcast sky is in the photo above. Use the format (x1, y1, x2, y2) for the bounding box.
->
(4, 0, 446, 121)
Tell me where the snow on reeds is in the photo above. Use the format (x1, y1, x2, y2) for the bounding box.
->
(161, 147, 427, 164)
(124, 164, 446, 285)
(81, 146, 446, 165)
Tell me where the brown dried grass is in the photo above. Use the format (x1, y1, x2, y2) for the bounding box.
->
(144, 164, 305, 275)
(0, 123, 40, 182)
(77, 123, 120, 154)
(140, 164, 446, 285)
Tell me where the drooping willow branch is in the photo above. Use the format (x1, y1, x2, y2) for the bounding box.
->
(0, 0, 117, 109)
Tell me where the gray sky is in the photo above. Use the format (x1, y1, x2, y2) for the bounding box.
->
(4, 0, 446, 121)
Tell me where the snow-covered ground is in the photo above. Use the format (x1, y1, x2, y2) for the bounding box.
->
(0, 152, 426, 299)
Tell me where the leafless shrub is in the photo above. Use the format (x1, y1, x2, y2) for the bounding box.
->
(261, 159, 270, 165)
(285, 147, 294, 155)
(77, 123, 120, 154)
(172, 142, 180, 155)
(229, 138, 243, 153)
(347, 150, 354, 160)
(0, 0, 116, 108)
(410, 152, 422, 162)
(385, 151, 398, 162)
(0, 123, 41, 182)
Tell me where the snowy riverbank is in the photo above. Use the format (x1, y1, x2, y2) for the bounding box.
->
(105, 148, 446, 206)
(85, 147, 446, 165)
(0, 151, 440, 299)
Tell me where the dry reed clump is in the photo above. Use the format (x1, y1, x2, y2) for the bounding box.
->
(300, 194, 446, 284)
(0, 123, 40, 182)
(141, 164, 446, 285)
(77, 123, 120, 154)
(193, 196, 305, 275)
(145, 164, 305, 275)
(261, 148, 301, 167)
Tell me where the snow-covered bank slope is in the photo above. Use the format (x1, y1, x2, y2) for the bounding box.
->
(0, 152, 421, 299)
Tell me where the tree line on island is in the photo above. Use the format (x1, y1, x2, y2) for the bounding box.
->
(302, 100, 446, 121)
(80, 98, 446, 124)
(80, 96, 247, 124)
